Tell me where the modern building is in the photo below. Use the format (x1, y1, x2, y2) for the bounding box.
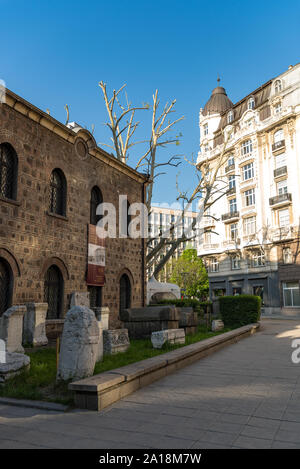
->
(148, 205, 199, 282)
(0, 87, 148, 335)
(197, 63, 300, 316)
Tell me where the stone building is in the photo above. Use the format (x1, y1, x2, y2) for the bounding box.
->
(148, 205, 200, 282)
(197, 63, 300, 316)
(0, 87, 148, 333)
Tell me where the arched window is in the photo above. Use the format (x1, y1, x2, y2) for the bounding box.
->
(274, 129, 284, 143)
(274, 80, 282, 93)
(49, 169, 66, 216)
(90, 186, 103, 225)
(119, 274, 131, 313)
(227, 110, 234, 124)
(247, 97, 255, 110)
(0, 258, 13, 317)
(0, 143, 18, 200)
(44, 265, 64, 319)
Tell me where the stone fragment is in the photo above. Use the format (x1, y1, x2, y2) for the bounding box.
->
(120, 306, 180, 339)
(23, 303, 48, 347)
(178, 307, 198, 335)
(94, 307, 110, 330)
(0, 305, 26, 353)
(57, 306, 99, 381)
(151, 328, 185, 349)
(103, 329, 130, 355)
(212, 319, 224, 332)
(70, 292, 90, 308)
(0, 352, 30, 383)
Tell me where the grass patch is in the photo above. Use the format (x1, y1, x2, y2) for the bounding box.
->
(0, 326, 230, 404)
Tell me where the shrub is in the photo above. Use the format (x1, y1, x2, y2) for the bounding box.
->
(219, 295, 261, 328)
(152, 298, 212, 315)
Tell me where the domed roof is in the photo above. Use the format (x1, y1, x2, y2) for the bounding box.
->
(202, 80, 233, 116)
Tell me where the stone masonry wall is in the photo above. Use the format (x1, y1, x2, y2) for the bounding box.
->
(0, 98, 146, 328)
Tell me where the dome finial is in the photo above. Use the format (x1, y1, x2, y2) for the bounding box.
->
(217, 74, 221, 84)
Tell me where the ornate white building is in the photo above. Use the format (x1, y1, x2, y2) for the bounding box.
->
(197, 63, 300, 316)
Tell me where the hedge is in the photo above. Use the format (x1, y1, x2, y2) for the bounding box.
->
(152, 298, 212, 315)
(219, 295, 261, 328)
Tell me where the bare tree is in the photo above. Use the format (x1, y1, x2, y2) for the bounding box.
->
(99, 81, 231, 277)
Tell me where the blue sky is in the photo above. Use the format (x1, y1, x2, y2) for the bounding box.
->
(2, 0, 300, 206)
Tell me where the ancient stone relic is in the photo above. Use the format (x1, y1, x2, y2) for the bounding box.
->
(0, 305, 26, 353)
(57, 306, 100, 381)
(151, 328, 185, 349)
(94, 307, 110, 362)
(0, 352, 30, 383)
(70, 292, 90, 308)
(178, 307, 198, 335)
(120, 306, 180, 339)
(103, 329, 130, 355)
(211, 319, 224, 332)
(23, 303, 48, 347)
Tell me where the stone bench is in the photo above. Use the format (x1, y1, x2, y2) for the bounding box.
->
(151, 328, 185, 349)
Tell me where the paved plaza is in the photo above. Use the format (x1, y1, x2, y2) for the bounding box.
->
(1, 319, 300, 449)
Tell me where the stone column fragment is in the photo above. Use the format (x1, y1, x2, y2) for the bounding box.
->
(0, 305, 26, 353)
(23, 303, 48, 347)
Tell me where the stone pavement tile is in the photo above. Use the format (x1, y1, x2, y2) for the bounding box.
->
(200, 430, 239, 446)
(218, 413, 250, 425)
(282, 410, 300, 422)
(240, 425, 278, 440)
(191, 441, 232, 449)
(273, 429, 300, 444)
(279, 420, 300, 433)
(208, 421, 244, 435)
(137, 421, 206, 441)
(247, 416, 281, 429)
(0, 438, 49, 449)
(233, 435, 273, 449)
(252, 404, 286, 420)
(272, 441, 300, 449)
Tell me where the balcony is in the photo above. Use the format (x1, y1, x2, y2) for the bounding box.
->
(226, 186, 236, 196)
(225, 163, 235, 174)
(202, 243, 220, 251)
(269, 193, 292, 206)
(271, 226, 295, 242)
(221, 210, 239, 222)
(200, 216, 215, 228)
(272, 140, 285, 153)
(222, 238, 241, 248)
(274, 166, 287, 178)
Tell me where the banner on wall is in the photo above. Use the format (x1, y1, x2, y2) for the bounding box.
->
(87, 224, 105, 286)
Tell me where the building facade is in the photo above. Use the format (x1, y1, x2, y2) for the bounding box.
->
(0, 88, 147, 333)
(197, 64, 300, 315)
(148, 205, 199, 282)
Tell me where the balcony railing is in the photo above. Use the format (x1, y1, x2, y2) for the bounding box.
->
(226, 186, 236, 196)
(221, 211, 240, 221)
(222, 238, 241, 247)
(272, 140, 285, 153)
(202, 243, 220, 250)
(274, 166, 287, 178)
(269, 193, 292, 206)
(225, 163, 235, 173)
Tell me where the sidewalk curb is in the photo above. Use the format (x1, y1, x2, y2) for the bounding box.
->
(0, 396, 70, 412)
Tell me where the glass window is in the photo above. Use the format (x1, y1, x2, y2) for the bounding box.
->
(283, 282, 300, 307)
(227, 110, 234, 124)
(0, 143, 18, 200)
(230, 223, 238, 240)
(248, 97, 255, 110)
(253, 286, 264, 305)
(241, 139, 253, 158)
(274, 129, 284, 143)
(227, 155, 235, 166)
(203, 123, 208, 135)
(242, 163, 254, 181)
(231, 255, 241, 270)
(244, 216, 256, 235)
(49, 169, 67, 216)
(210, 258, 219, 272)
(277, 180, 288, 195)
(252, 251, 265, 267)
(229, 198, 237, 213)
(274, 80, 282, 93)
(275, 153, 286, 168)
(274, 103, 282, 114)
(283, 247, 293, 264)
(244, 188, 255, 206)
(278, 209, 290, 227)
(90, 186, 103, 226)
(232, 287, 242, 296)
(228, 175, 236, 189)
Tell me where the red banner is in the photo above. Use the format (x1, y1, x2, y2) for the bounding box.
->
(87, 224, 105, 286)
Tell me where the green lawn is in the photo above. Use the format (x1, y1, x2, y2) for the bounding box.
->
(0, 326, 229, 405)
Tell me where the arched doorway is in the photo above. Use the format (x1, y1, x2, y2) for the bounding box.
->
(0, 258, 12, 317)
(119, 274, 131, 313)
(44, 265, 64, 319)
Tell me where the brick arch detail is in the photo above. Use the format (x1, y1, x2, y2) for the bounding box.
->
(0, 248, 21, 277)
(41, 257, 70, 281)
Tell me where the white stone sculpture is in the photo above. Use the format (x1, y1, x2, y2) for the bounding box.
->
(0, 305, 26, 353)
(151, 328, 185, 349)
